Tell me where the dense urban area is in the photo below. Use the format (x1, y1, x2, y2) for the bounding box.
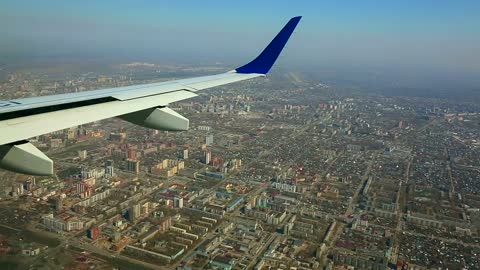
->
(0, 62, 479, 270)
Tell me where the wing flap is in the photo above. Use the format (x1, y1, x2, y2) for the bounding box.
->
(0, 81, 185, 114)
(180, 73, 263, 91)
(110, 82, 193, 100)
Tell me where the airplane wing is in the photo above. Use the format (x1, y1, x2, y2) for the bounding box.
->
(0, 16, 301, 175)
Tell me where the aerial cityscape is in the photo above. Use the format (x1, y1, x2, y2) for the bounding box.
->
(1, 1, 480, 270)
(0, 60, 479, 270)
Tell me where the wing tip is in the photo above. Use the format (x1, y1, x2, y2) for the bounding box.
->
(235, 16, 302, 75)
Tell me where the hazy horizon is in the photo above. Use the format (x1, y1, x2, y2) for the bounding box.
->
(1, 0, 480, 91)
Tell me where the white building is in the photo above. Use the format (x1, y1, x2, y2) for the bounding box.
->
(174, 196, 184, 208)
(205, 134, 214, 146)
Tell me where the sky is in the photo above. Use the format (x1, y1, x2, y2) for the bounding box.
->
(1, 0, 480, 88)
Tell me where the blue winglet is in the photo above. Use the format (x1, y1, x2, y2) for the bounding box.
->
(235, 16, 302, 75)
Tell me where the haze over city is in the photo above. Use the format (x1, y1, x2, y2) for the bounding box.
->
(2, 1, 480, 91)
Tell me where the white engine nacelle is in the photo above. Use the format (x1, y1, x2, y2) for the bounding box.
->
(119, 107, 189, 131)
(0, 142, 53, 175)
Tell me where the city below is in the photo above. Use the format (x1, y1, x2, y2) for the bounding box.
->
(0, 62, 479, 270)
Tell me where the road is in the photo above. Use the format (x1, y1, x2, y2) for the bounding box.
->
(67, 237, 170, 270)
(319, 151, 378, 263)
(345, 152, 377, 215)
(246, 233, 279, 269)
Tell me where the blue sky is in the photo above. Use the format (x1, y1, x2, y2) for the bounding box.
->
(1, 0, 480, 79)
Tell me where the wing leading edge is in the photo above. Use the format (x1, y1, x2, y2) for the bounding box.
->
(0, 16, 301, 175)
